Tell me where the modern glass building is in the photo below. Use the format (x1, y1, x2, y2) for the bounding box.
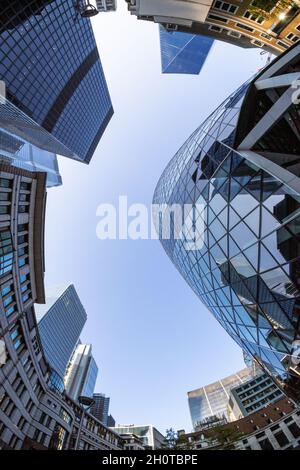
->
(64, 344, 98, 401)
(91, 393, 110, 425)
(0, 0, 113, 163)
(188, 368, 252, 430)
(35, 284, 87, 378)
(159, 26, 214, 75)
(153, 42, 300, 398)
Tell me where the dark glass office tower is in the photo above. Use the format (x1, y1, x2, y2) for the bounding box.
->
(91, 393, 110, 425)
(154, 42, 300, 398)
(35, 284, 87, 378)
(159, 26, 214, 75)
(0, 0, 113, 163)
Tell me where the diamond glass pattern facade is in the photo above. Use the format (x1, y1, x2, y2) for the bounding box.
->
(0, 0, 113, 163)
(154, 43, 300, 396)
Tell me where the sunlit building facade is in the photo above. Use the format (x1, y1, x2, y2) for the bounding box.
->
(154, 42, 300, 398)
(64, 344, 98, 401)
(159, 26, 214, 75)
(188, 368, 252, 429)
(126, 0, 300, 55)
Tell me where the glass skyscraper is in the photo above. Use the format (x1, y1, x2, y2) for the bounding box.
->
(35, 284, 87, 378)
(159, 26, 214, 75)
(64, 343, 98, 401)
(0, 0, 113, 163)
(188, 368, 252, 430)
(153, 42, 300, 398)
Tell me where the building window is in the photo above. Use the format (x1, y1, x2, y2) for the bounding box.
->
(228, 30, 242, 38)
(244, 10, 265, 24)
(235, 22, 255, 32)
(59, 407, 72, 425)
(252, 39, 264, 47)
(0, 230, 13, 276)
(0, 178, 12, 188)
(259, 438, 274, 450)
(209, 25, 223, 33)
(277, 40, 289, 49)
(286, 32, 299, 43)
(9, 322, 25, 355)
(208, 14, 229, 23)
(213, 1, 238, 14)
(261, 32, 272, 41)
(274, 430, 289, 447)
(288, 422, 300, 439)
(20, 181, 31, 191)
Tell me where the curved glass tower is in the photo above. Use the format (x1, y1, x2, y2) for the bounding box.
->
(154, 43, 300, 396)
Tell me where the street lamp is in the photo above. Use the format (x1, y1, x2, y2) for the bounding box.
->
(74, 1, 99, 19)
(74, 395, 95, 450)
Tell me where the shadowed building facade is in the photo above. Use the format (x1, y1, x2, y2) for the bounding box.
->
(154, 42, 300, 399)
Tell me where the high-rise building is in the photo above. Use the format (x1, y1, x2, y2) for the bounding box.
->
(187, 368, 252, 430)
(153, 41, 300, 398)
(228, 373, 285, 421)
(159, 26, 214, 75)
(0, 0, 113, 163)
(126, 0, 300, 55)
(91, 393, 110, 425)
(64, 344, 98, 401)
(111, 425, 165, 449)
(107, 414, 116, 427)
(35, 284, 87, 379)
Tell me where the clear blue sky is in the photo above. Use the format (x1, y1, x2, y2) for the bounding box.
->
(43, 3, 267, 433)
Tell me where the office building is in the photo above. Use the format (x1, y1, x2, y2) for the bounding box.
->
(126, 0, 300, 55)
(228, 373, 284, 421)
(159, 26, 214, 75)
(188, 368, 252, 429)
(35, 284, 87, 379)
(64, 344, 98, 401)
(153, 42, 300, 397)
(112, 425, 165, 449)
(91, 393, 110, 425)
(0, 0, 113, 163)
(0, 165, 123, 450)
(107, 414, 116, 427)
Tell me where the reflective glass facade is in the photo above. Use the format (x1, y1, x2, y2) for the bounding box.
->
(159, 26, 214, 75)
(0, 127, 61, 187)
(64, 344, 98, 401)
(153, 44, 300, 396)
(35, 284, 87, 378)
(0, 0, 113, 163)
(188, 368, 252, 430)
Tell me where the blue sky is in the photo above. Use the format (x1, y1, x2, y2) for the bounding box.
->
(44, 3, 268, 433)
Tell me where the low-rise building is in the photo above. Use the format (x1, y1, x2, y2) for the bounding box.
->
(111, 424, 165, 449)
(126, 0, 300, 55)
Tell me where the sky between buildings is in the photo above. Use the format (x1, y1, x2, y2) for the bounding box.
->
(43, 2, 268, 433)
